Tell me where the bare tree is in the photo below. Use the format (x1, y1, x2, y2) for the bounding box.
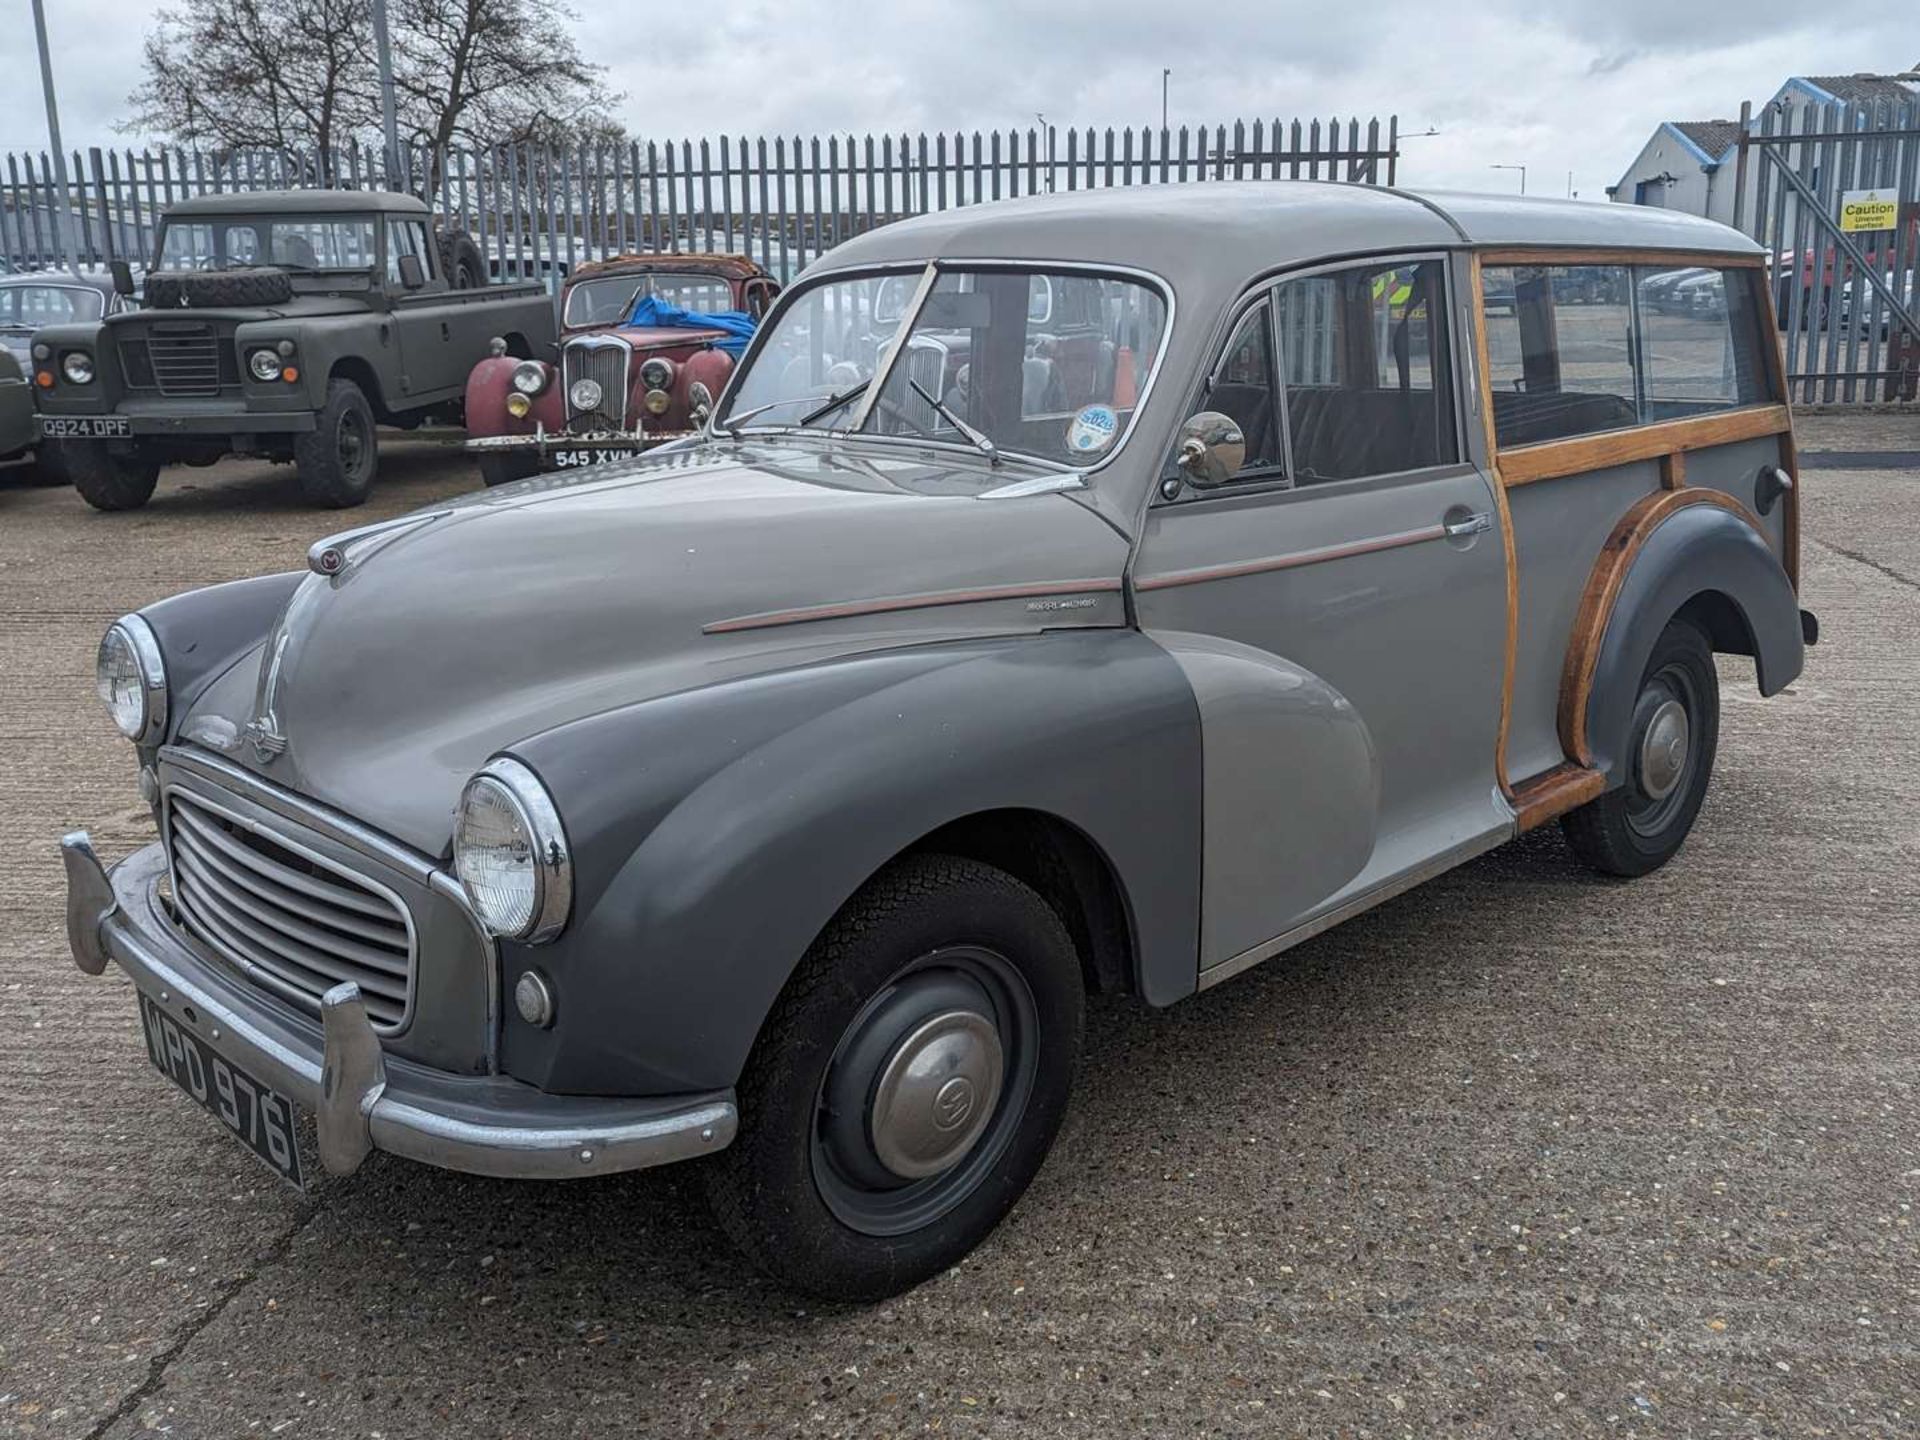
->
(125, 0, 624, 170)
(126, 0, 375, 177)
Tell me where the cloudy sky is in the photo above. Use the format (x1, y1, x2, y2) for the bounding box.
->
(3, 1, 1913, 201)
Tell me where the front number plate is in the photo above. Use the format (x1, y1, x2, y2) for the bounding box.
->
(138, 992, 305, 1189)
(39, 416, 131, 439)
(553, 448, 639, 469)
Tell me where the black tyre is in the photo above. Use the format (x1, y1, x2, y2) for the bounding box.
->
(708, 854, 1084, 1302)
(293, 379, 378, 508)
(437, 229, 487, 289)
(144, 267, 294, 309)
(64, 445, 160, 511)
(478, 451, 539, 487)
(1562, 618, 1720, 878)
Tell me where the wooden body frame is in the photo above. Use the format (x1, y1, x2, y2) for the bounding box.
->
(1466, 246, 1801, 831)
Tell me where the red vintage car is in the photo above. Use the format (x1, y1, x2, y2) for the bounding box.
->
(464, 253, 779, 484)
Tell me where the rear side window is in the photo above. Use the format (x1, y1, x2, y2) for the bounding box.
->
(1482, 261, 1775, 447)
(1271, 258, 1457, 483)
(1636, 265, 1773, 419)
(1483, 264, 1637, 447)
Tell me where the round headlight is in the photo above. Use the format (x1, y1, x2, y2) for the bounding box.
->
(63, 351, 95, 385)
(511, 361, 549, 395)
(249, 348, 282, 382)
(569, 377, 603, 412)
(643, 388, 671, 415)
(96, 615, 167, 743)
(505, 391, 532, 419)
(453, 758, 571, 943)
(638, 356, 674, 391)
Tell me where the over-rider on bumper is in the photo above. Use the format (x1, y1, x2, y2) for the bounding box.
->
(60, 832, 737, 1181)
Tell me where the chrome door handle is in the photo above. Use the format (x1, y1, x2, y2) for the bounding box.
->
(1443, 512, 1493, 538)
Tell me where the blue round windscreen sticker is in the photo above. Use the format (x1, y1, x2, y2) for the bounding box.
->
(1065, 404, 1119, 456)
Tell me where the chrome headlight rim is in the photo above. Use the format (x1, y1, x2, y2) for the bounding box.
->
(638, 355, 675, 391)
(510, 360, 550, 396)
(248, 347, 283, 382)
(568, 376, 604, 412)
(453, 756, 572, 945)
(97, 614, 168, 744)
(62, 350, 95, 385)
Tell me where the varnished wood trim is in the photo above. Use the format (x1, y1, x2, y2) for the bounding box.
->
(702, 576, 1122, 634)
(1510, 762, 1607, 832)
(1469, 253, 1521, 799)
(1557, 487, 1766, 765)
(1477, 247, 1767, 270)
(1132, 522, 1447, 592)
(1754, 275, 1802, 591)
(1498, 405, 1792, 488)
(1660, 450, 1686, 490)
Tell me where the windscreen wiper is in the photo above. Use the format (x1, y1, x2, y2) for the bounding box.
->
(908, 378, 997, 464)
(718, 379, 872, 435)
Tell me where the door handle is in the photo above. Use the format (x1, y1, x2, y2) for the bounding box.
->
(1443, 511, 1493, 538)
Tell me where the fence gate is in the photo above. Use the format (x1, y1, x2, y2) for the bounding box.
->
(1734, 95, 1920, 403)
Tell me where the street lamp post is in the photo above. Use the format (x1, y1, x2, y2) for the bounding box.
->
(1162, 69, 1171, 131)
(370, 0, 403, 190)
(1490, 163, 1527, 195)
(30, 0, 75, 272)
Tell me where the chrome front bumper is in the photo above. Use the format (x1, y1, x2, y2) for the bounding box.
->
(60, 832, 737, 1181)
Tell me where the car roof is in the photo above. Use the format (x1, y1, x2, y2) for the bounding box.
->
(570, 252, 769, 284)
(164, 188, 431, 218)
(813, 182, 1763, 307)
(0, 270, 119, 295)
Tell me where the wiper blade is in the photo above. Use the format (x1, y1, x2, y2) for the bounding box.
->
(719, 379, 871, 435)
(908, 378, 997, 464)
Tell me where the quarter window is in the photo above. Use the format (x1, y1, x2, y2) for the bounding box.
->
(1200, 301, 1282, 479)
(1271, 258, 1457, 484)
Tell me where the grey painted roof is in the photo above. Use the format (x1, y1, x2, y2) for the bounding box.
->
(164, 188, 430, 218)
(816, 181, 1760, 313)
(1803, 73, 1918, 107)
(1673, 120, 1744, 161)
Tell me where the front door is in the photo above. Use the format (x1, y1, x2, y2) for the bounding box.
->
(387, 218, 460, 398)
(1132, 253, 1511, 975)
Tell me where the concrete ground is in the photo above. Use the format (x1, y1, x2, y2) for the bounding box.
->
(1, 415, 1915, 1439)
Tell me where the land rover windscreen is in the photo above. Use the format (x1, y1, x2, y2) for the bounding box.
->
(719, 264, 1169, 469)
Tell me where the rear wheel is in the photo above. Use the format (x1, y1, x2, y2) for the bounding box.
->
(1562, 618, 1720, 877)
(64, 445, 160, 511)
(708, 854, 1083, 1301)
(294, 379, 377, 508)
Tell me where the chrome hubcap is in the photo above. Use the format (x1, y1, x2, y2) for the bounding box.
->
(1639, 698, 1690, 800)
(868, 1009, 1004, 1179)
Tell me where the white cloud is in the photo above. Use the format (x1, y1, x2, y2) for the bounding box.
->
(2, 0, 1912, 203)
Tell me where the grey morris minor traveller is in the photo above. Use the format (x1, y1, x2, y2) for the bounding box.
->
(61, 183, 1812, 1300)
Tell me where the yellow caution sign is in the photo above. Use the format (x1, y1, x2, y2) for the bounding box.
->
(1839, 188, 1898, 234)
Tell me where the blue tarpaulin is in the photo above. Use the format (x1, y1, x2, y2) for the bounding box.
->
(626, 295, 758, 357)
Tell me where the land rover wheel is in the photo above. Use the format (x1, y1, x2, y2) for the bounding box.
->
(709, 854, 1083, 1301)
(1563, 618, 1720, 877)
(65, 445, 160, 511)
(478, 452, 539, 487)
(294, 378, 378, 508)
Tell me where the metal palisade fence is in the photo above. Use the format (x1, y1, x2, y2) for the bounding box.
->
(1735, 95, 1920, 404)
(1, 117, 1400, 283)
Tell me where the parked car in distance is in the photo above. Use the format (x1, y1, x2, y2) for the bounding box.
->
(1, 272, 134, 484)
(1838, 269, 1917, 337)
(463, 252, 777, 485)
(30, 190, 552, 511)
(0, 346, 34, 470)
(61, 184, 1811, 1301)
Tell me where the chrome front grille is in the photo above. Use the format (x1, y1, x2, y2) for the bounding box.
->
(562, 335, 631, 433)
(166, 792, 414, 1031)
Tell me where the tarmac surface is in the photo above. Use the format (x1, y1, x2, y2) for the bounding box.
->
(1, 414, 1915, 1438)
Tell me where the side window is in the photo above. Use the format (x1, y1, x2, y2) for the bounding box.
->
(385, 220, 432, 283)
(1272, 258, 1457, 484)
(1636, 265, 1774, 419)
(1199, 300, 1282, 479)
(1482, 264, 1637, 446)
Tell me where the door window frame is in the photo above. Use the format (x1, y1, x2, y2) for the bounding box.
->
(1158, 249, 1474, 507)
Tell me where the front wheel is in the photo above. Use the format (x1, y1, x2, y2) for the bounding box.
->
(1562, 618, 1720, 877)
(708, 854, 1084, 1301)
(64, 445, 160, 511)
(294, 379, 378, 508)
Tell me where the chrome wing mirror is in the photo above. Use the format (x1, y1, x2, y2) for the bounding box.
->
(1175, 411, 1246, 487)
